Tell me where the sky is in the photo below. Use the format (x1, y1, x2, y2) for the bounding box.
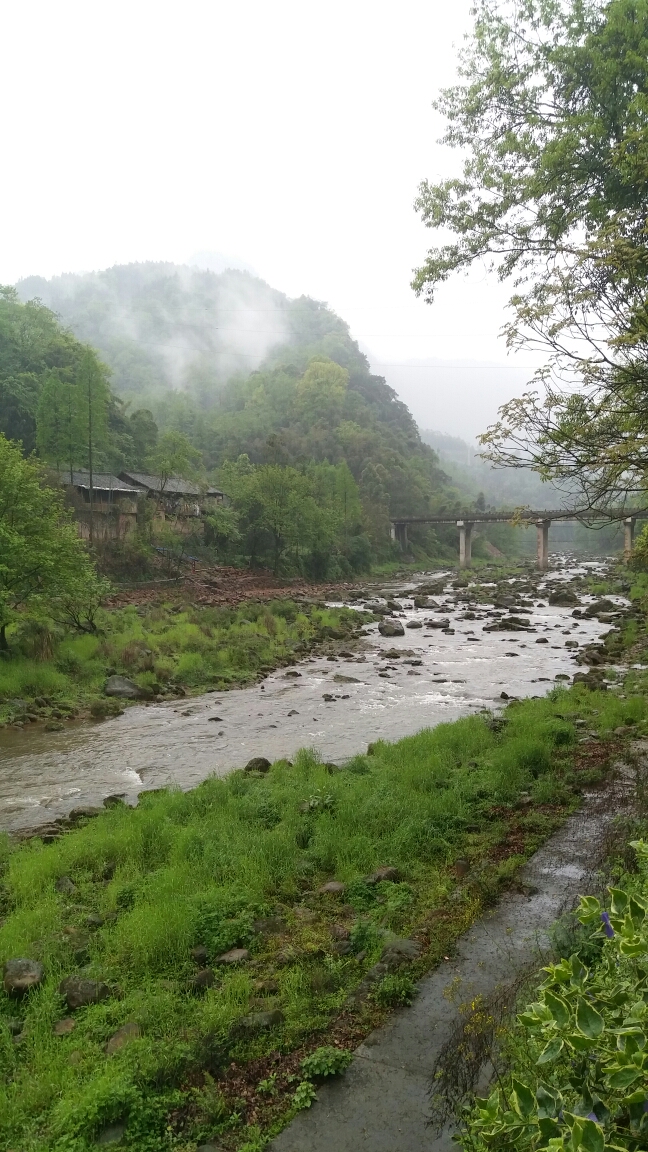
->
(2, 0, 539, 440)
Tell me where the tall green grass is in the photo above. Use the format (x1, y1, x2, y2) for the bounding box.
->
(0, 600, 365, 722)
(0, 686, 621, 1151)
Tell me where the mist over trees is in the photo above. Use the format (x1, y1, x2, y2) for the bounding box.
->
(6, 264, 477, 573)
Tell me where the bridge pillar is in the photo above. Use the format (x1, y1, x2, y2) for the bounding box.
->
(457, 521, 474, 568)
(536, 519, 550, 570)
(392, 522, 408, 550)
(624, 517, 636, 562)
(390, 522, 396, 542)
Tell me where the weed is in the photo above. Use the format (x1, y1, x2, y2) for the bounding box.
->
(373, 973, 416, 1007)
(300, 1046, 353, 1078)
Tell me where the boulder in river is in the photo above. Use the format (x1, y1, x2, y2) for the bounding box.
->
(548, 589, 580, 607)
(483, 617, 533, 632)
(406, 620, 423, 629)
(378, 620, 405, 637)
(59, 976, 110, 1010)
(104, 675, 149, 700)
(3, 958, 44, 996)
(582, 598, 616, 617)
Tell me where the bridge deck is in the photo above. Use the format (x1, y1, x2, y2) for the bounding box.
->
(390, 509, 646, 526)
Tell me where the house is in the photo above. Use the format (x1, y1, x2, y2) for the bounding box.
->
(118, 472, 225, 528)
(58, 472, 141, 540)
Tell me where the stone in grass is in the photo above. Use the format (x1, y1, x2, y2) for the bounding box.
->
(215, 947, 250, 965)
(95, 1121, 127, 1146)
(197, 1145, 225, 1152)
(189, 969, 216, 992)
(190, 945, 209, 965)
(381, 938, 422, 969)
(55, 875, 77, 895)
(244, 756, 271, 773)
(318, 881, 346, 896)
(59, 976, 110, 1010)
(105, 1022, 141, 1054)
(6, 1017, 24, 1036)
(53, 1017, 76, 1036)
(364, 866, 401, 885)
(252, 917, 286, 935)
(232, 1008, 284, 1037)
(3, 959, 44, 997)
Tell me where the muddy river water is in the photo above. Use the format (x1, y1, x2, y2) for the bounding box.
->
(0, 560, 627, 833)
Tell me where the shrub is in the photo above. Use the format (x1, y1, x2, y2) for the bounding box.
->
(300, 1046, 353, 1079)
(373, 973, 416, 1008)
(465, 840, 648, 1151)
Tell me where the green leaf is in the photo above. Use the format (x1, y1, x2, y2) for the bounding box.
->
(545, 991, 571, 1028)
(576, 999, 604, 1039)
(512, 1078, 535, 1119)
(609, 888, 628, 916)
(568, 1032, 595, 1052)
(607, 1066, 642, 1088)
(538, 1116, 561, 1140)
(537, 1037, 564, 1065)
(577, 1117, 604, 1152)
(536, 1084, 561, 1119)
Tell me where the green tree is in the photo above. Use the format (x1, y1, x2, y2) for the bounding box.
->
(36, 370, 85, 480)
(413, 0, 648, 507)
(0, 434, 104, 650)
(146, 430, 203, 491)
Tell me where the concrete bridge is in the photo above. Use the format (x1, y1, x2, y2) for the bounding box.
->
(389, 510, 645, 569)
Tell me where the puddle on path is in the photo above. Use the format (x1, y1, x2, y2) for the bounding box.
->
(0, 558, 625, 832)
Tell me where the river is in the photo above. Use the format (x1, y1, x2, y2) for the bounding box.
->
(0, 558, 625, 833)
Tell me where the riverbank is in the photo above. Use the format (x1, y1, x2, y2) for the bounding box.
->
(0, 682, 642, 1152)
(0, 599, 370, 730)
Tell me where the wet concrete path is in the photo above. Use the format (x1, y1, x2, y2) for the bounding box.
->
(271, 760, 636, 1152)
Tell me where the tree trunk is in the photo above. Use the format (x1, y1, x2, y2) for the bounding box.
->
(0, 624, 8, 652)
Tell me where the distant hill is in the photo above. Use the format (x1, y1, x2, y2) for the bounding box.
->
(421, 428, 563, 510)
(16, 262, 344, 405)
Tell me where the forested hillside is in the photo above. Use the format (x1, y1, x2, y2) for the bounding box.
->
(7, 266, 467, 572)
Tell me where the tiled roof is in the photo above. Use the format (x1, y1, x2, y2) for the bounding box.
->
(119, 472, 223, 497)
(59, 471, 141, 495)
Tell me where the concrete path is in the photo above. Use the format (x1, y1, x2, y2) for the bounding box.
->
(271, 763, 635, 1152)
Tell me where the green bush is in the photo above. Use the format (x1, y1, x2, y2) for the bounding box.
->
(465, 840, 648, 1151)
(300, 1046, 353, 1079)
(373, 973, 416, 1008)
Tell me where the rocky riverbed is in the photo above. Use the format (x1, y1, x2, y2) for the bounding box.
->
(0, 556, 634, 834)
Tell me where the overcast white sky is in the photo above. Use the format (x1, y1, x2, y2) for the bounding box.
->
(2, 0, 538, 438)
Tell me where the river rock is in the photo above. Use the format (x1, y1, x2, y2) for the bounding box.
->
(59, 976, 110, 1010)
(244, 756, 271, 773)
(378, 620, 405, 637)
(582, 598, 616, 617)
(215, 948, 250, 964)
(3, 958, 44, 996)
(426, 618, 450, 629)
(548, 589, 580, 607)
(104, 675, 148, 700)
(105, 1022, 141, 1054)
(333, 674, 361, 683)
(406, 620, 423, 629)
(483, 617, 533, 632)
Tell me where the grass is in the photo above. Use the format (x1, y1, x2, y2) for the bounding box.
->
(0, 683, 635, 1151)
(0, 600, 368, 726)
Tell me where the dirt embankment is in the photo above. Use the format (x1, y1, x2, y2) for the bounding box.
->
(104, 564, 357, 611)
